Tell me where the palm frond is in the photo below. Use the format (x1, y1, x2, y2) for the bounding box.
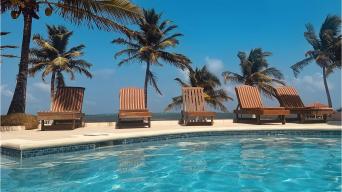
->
(174, 78, 189, 87)
(164, 95, 182, 112)
(147, 69, 162, 95)
(112, 38, 140, 48)
(32, 34, 59, 54)
(304, 23, 321, 50)
(222, 71, 244, 84)
(117, 54, 140, 66)
(158, 51, 191, 69)
(290, 57, 314, 77)
(65, 45, 85, 58)
(260, 67, 284, 80)
(114, 48, 138, 58)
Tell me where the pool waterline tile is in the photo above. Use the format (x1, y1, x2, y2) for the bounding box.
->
(1, 129, 341, 159)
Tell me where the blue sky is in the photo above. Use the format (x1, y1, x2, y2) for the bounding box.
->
(1, 0, 341, 114)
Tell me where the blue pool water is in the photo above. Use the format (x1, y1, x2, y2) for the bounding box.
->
(1, 134, 341, 192)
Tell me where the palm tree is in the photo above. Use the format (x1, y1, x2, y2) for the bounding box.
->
(222, 48, 285, 98)
(112, 9, 191, 107)
(0, 32, 19, 63)
(165, 66, 233, 112)
(291, 15, 341, 107)
(29, 25, 92, 103)
(2, 0, 141, 114)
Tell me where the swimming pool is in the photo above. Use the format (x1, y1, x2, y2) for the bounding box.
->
(1, 134, 341, 192)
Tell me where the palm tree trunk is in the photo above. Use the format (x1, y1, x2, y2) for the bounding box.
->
(322, 66, 332, 107)
(50, 72, 56, 109)
(7, 12, 33, 114)
(144, 62, 150, 108)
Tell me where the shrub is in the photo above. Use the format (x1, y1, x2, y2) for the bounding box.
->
(1, 113, 39, 130)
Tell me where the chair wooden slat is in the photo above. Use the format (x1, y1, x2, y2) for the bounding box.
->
(235, 85, 263, 109)
(274, 86, 305, 108)
(274, 86, 333, 123)
(119, 88, 146, 110)
(181, 87, 215, 125)
(52, 87, 84, 112)
(118, 88, 151, 128)
(38, 87, 85, 130)
(183, 87, 206, 112)
(234, 85, 289, 124)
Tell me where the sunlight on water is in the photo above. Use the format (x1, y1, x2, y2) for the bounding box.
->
(1, 135, 341, 192)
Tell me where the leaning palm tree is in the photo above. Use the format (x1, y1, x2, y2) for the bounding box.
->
(29, 25, 92, 103)
(112, 9, 191, 107)
(165, 66, 233, 112)
(222, 48, 285, 98)
(2, 0, 141, 114)
(0, 32, 19, 63)
(291, 15, 341, 107)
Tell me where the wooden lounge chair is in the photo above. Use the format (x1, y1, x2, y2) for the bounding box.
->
(180, 87, 216, 126)
(234, 85, 290, 124)
(117, 88, 151, 128)
(37, 87, 85, 130)
(274, 86, 334, 123)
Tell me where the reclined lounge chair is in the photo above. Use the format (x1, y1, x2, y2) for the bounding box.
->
(180, 87, 216, 125)
(38, 87, 85, 130)
(117, 88, 151, 128)
(274, 86, 334, 123)
(234, 85, 290, 124)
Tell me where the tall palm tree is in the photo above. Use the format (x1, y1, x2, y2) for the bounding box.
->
(2, 0, 141, 114)
(291, 15, 341, 107)
(112, 9, 191, 107)
(222, 48, 285, 98)
(165, 66, 233, 112)
(29, 25, 92, 103)
(0, 32, 19, 63)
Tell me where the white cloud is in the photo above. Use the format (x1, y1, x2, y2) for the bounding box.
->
(205, 57, 224, 74)
(0, 84, 13, 97)
(290, 73, 334, 92)
(33, 82, 50, 93)
(223, 85, 235, 96)
(177, 68, 190, 82)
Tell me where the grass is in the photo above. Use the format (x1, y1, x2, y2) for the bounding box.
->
(1, 113, 39, 130)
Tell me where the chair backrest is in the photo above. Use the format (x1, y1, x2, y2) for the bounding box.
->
(274, 86, 305, 108)
(51, 87, 85, 112)
(182, 87, 206, 112)
(119, 88, 146, 111)
(235, 85, 263, 109)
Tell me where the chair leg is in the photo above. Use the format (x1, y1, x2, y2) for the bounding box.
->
(41, 120, 45, 131)
(180, 111, 184, 125)
(116, 118, 120, 129)
(323, 115, 327, 122)
(234, 113, 239, 123)
(80, 116, 85, 127)
(256, 115, 261, 125)
(281, 115, 286, 125)
(72, 120, 76, 129)
(185, 116, 189, 126)
(299, 114, 305, 123)
(210, 116, 214, 125)
(148, 117, 151, 128)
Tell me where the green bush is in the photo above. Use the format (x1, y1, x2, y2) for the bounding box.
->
(1, 113, 39, 130)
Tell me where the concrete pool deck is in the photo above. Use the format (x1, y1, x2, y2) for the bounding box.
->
(1, 120, 341, 151)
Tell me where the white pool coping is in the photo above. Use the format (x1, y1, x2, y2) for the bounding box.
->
(1, 120, 341, 151)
